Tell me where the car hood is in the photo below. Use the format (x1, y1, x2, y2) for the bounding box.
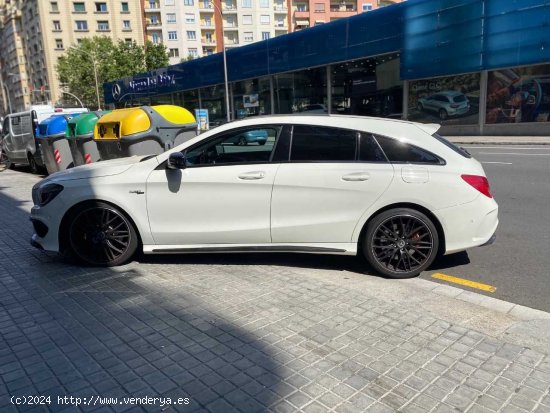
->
(44, 155, 155, 182)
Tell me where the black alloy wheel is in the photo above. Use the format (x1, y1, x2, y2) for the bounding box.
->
(364, 208, 439, 278)
(68, 202, 138, 266)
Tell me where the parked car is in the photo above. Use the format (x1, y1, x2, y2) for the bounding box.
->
(300, 104, 328, 113)
(230, 129, 268, 145)
(417, 91, 470, 120)
(30, 115, 498, 278)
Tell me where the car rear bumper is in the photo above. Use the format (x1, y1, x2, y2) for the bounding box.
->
(435, 195, 499, 255)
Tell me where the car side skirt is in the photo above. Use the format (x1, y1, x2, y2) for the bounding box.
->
(144, 243, 357, 255)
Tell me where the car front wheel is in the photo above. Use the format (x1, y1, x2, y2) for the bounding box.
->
(363, 208, 439, 278)
(67, 202, 138, 266)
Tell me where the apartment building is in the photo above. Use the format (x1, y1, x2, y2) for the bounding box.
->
(144, 0, 290, 65)
(292, 0, 402, 30)
(0, 0, 31, 113)
(0, 0, 144, 113)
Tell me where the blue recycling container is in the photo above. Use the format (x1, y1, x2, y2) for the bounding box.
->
(36, 114, 81, 175)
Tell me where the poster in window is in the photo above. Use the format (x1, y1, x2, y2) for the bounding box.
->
(243, 93, 259, 108)
(408, 73, 480, 125)
(486, 64, 550, 124)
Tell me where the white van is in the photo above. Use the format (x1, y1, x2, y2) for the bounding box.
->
(1, 106, 87, 173)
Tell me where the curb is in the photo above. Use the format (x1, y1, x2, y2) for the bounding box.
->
(401, 277, 550, 321)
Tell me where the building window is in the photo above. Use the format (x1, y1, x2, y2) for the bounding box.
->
(226, 16, 235, 26)
(362, 3, 372, 11)
(75, 20, 88, 30)
(314, 3, 324, 12)
(260, 0, 269, 7)
(202, 0, 211, 8)
(152, 33, 160, 43)
(55, 38, 64, 49)
(184, 0, 194, 5)
(53, 21, 61, 31)
(242, 14, 252, 24)
(122, 20, 131, 29)
(149, 0, 158, 8)
(205, 32, 213, 42)
(97, 21, 109, 31)
(296, 3, 307, 11)
(125, 38, 132, 43)
(188, 48, 198, 57)
(51, 2, 59, 12)
(261, 31, 270, 40)
(186, 30, 196, 40)
(121, 2, 129, 12)
(244, 31, 253, 42)
(168, 30, 178, 40)
(95, 2, 107, 12)
(169, 48, 179, 57)
(150, 15, 159, 24)
(185, 13, 195, 23)
(241, 0, 251, 7)
(167, 13, 176, 23)
(165, 0, 175, 4)
(276, 16, 285, 26)
(73, 2, 86, 12)
(260, 14, 270, 24)
(203, 17, 212, 26)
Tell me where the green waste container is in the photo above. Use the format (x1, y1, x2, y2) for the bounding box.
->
(67, 111, 110, 166)
(94, 105, 197, 160)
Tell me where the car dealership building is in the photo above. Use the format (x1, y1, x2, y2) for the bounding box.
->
(105, 0, 550, 136)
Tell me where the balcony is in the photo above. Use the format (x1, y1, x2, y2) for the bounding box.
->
(222, 5, 238, 12)
(146, 22, 163, 30)
(201, 38, 216, 46)
(144, 4, 161, 12)
(294, 10, 309, 18)
(329, 3, 357, 12)
(199, 5, 214, 12)
(274, 5, 287, 12)
(200, 22, 214, 28)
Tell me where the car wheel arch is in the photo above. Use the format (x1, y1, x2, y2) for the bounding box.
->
(58, 199, 143, 254)
(357, 202, 446, 257)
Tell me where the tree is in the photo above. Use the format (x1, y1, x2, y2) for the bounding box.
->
(56, 38, 170, 109)
(145, 41, 169, 71)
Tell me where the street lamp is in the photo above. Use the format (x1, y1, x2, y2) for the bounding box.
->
(208, 0, 231, 123)
(68, 46, 101, 110)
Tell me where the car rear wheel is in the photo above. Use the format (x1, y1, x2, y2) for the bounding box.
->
(67, 202, 138, 266)
(28, 153, 38, 174)
(363, 208, 439, 278)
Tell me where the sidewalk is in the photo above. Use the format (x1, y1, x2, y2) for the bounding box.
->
(0, 168, 549, 413)
(447, 136, 550, 145)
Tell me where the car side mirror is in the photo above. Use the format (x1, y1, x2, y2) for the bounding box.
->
(167, 152, 187, 170)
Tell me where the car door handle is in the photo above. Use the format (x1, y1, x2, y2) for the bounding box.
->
(238, 171, 266, 180)
(342, 173, 370, 181)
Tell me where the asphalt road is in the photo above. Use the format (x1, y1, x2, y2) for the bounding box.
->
(419, 145, 550, 312)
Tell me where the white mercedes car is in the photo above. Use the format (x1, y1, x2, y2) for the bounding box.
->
(30, 115, 498, 278)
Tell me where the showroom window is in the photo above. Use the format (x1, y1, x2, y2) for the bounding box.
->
(486, 63, 550, 124)
(184, 126, 281, 166)
(374, 135, 443, 164)
(290, 125, 356, 162)
(274, 67, 327, 114)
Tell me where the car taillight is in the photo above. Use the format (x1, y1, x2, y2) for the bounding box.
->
(461, 174, 492, 198)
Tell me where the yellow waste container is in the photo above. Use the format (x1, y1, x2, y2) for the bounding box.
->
(93, 105, 197, 160)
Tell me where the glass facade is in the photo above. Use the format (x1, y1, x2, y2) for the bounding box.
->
(232, 76, 271, 118)
(486, 64, 550, 124)
(407, 73, 480, 125)
(331, 53, 402, 117)
(274, 67, 327, 114)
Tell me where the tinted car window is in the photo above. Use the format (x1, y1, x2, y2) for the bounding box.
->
(432, 132, 471, 158)
(453, 95, 466, 103)
(358, 133, 387, 162)
(374, 135, 443, 164)
(185, 126, 280, 166)
(290, 125, 356, 162)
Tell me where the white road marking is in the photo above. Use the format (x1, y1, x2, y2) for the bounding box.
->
(481, 161, 513, 165)
(478, 152, 550, 156)
(463, 146, 550, 150)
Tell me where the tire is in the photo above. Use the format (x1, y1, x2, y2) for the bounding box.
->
(28, 153, 39, 174)
(439, 109, 448, 120)
(66, 201, 138, 266)
(258, 140, 266, 146)
(363, 208, 439, 278)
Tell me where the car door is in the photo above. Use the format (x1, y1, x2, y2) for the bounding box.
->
(146, 125, 283, 246)
(270, 125, 395, 243)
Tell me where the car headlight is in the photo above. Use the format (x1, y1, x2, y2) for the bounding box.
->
(34, 183, 64, 207)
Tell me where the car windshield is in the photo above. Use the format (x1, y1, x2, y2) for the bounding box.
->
(453, 95, 466, 103)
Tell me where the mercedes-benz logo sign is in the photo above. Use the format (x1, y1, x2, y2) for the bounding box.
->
(112, 83, 121, 100)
